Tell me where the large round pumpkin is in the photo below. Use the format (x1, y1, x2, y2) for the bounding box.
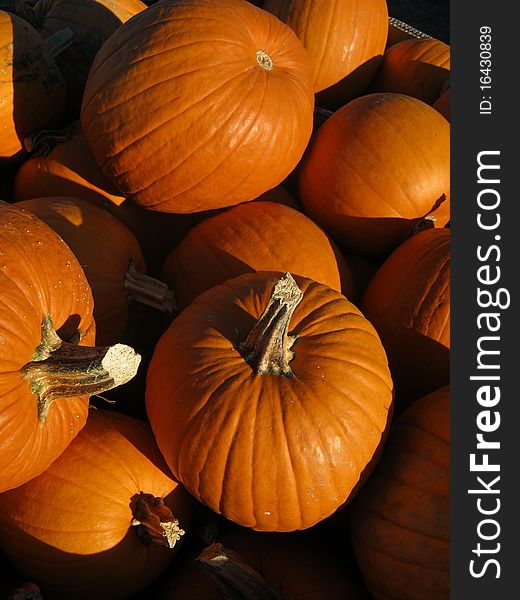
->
(16, 197, 174, 345)
(81, 0, 314, 213)
(161, 201, 350, 310)
(299, 93, 450, 259)
(263, 0, 388, 104)
(361, 228, 450, 412)
(350, 386, 450, 599)
(370, 38, 450, 104)
(0, 409, 192, 600)
(13, 0, 147, 114)
(0, 201, 140, 492)
(0, 10, 66, 162)
(146, 271, 393, 532)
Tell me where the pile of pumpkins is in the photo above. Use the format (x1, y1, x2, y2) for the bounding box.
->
(0, 0, 450, 598)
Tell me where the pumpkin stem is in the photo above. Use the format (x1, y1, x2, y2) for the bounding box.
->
(44, 27, 74, 59)
(256, 50, 273, 71)
(21, 315, 141, 422)
(240, 272, 303, 376)
(130, 492, 185, 549)
(197, 543, 281, 600)
(124, 262, 176, 312)
(24, 122, 77, 155)
(13, 0, 42, 29)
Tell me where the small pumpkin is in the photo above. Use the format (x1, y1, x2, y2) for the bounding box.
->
(0, 409, 192, 600)
(81, 0, 315, 213)
(361, 228, 450, 411)
(13, 0, 147, 115)
(16, 197, 175, 345)
(299, 93, 450, 259)
(161, 201, 351, 311)
(350, 386, 450, 599)
(146, 271, 393, 531)
(370, 38, 450, 104)
(263, 0, 388, 106)
(0, 201, 140, 492)
(0, 10, 66, 162)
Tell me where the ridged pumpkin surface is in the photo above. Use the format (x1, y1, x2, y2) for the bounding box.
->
(299, 93, 450, 259)
(361, 228, 450, 411)
(146, 271, 393, 531)
(0, 11, 66, 162)
(0, 201, 95, 492)
(350, 386, 450, 599)
(81, 0, 314, 213)
(263, 0, 388, 97)
(0, 410, 192, 600)
(161, 201, 348, 310)
(371, 38, 450, 104)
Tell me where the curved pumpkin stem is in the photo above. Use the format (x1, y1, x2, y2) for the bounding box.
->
(124, 262, 176, 312)
(44, 27, 74, 59)
(130, 492, 185, 549)
(197, 543, 281, 600)
(240, 272, 303, 377)
(22, 315, 141, 422)
(24, 122, 78, 155)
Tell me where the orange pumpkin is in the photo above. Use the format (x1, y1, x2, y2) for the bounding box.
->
(81, 0, 315, 213)
(0, 10, 66, 162)
(350, 386, 450, 599)
(14, 125, 194, 274)
(161, 201, 351, 310)
(0, 409, 192, 600)
(0, 201, 140, 492)
(299, 93, 450, 259)
(263, 0, 388, 105)
(13, 0, 147, 114)
(146, 271, 393, 532)
(433, 87, 450, 121)
(16, 197, 175, 345)
(361, 228, 450, 411)
(371, 38, 450, 104)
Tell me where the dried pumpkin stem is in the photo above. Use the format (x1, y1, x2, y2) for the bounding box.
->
(22, 315, 141, 422)
(24, 122, 77, 155)
(130, 492, 185, 549)
(44, 27, 74, 59)
(124, 262, 176, 312)
(197, 543, 281, 600)
(240, 272, 303, 377)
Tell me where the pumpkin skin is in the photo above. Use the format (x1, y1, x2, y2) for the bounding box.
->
(0, 409, 192, 600)
(161, 201, 350, 310)
(370, 38, 450, 104)
(13, 126, 194, 274)
(0, 200, 95, 492)
(14, 0, 147, 115)
(299, 93, 450, 259)
(81, 0, 315, 213)
(350, 386, 450, 599)
(433, 88, 450, 121)
(159, 526, 370, 599)
(361, 228, 450, 412)
(263, 0, 388, 102)
(146, 271, 393, 532)
(0, 11, 66, 162)
(15, 196, 153, 346)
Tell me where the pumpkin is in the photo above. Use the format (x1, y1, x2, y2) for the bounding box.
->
(299, 93, 450, 259)
(350, 386, 450, 599)
(361, 228, 450, 412)
(433, 87, 450, 121)
(158, 526, 370, 599)
(81, 0, 315, 213)
(146, 271, 393, 531)
(263, 0, 388, 105)
(370, 38, 450, 104)
(0, 201, 140, 492)
(0, 409, 192, 600)
(0, 10, 66, 162)
(13, 125, 194, 274)
(16, 197, 175, 346)
(13, 0, 147, 114)
(161, 201, 351, 311)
